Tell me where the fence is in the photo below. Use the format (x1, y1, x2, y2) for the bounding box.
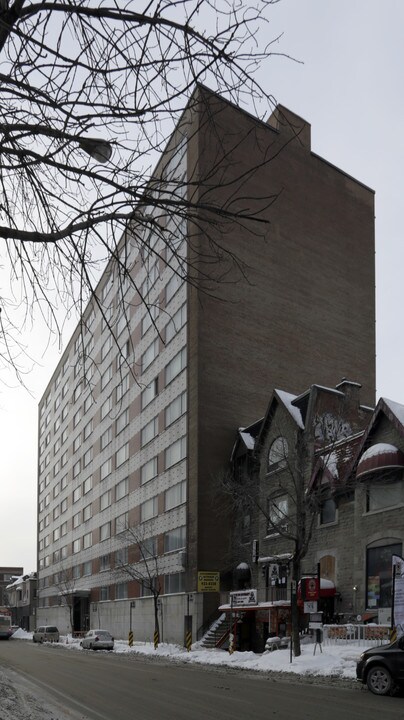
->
(323, 624, 390, 646)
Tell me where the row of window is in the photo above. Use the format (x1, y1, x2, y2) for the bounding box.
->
(39, 435, 186, 527)
(39, 481, 186, 566)
(38, 572, 185, 608)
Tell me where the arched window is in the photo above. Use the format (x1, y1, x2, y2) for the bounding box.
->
(268, 436, 288, 471)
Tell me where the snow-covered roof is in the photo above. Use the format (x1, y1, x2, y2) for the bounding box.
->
(360, 442, 399, 461)
(382, 397, 404, 427)
(275, 390, 304, 429)
(238, 430, 255, 450)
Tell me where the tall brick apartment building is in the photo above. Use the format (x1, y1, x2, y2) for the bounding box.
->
(36, 86, 375, 642)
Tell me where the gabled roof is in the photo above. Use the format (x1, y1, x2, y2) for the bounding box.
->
(345, 396, 404, 479)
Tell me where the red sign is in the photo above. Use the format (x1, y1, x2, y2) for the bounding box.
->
(302, 577, 319, 601)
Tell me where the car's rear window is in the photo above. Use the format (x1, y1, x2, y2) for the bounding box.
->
(97, 632, 111, 638)
(46, 627, 58, 632)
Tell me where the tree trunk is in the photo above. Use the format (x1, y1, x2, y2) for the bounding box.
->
(291, 559, 301, 657)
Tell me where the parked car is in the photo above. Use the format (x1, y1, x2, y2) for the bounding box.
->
(356, 635, 404, 695)
(33, 626, 60, 643)
(80, 629, 114, 651)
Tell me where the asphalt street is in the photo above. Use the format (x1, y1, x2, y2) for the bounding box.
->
(0, 640, 402, 720)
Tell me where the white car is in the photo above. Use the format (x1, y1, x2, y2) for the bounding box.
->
(80, 629, 114, 651)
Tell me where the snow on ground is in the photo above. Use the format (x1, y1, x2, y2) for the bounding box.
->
(2, 630, 366, 719)
(11, 627, 362, 679)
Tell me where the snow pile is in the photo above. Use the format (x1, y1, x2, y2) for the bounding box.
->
(11, 629, 362, 678)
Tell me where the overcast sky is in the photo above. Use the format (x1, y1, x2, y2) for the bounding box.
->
(1, 0, 403, 573)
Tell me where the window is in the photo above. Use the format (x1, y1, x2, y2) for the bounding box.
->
(115, 512, 128, 534)
(83, 419, 93, 441)
(100, 522, 111, 541)
(53, 506, 60, 520)
(100, 586, 109, 601)
(100, 427, 112, 450)
(141, 378, 158, 410)
(53, 482, 60, 499)
(367, 543, 402, 609)
(73, 486, 82, 503)
(83, 503, 92, 522)
(72, 565, 80, 580)
(141, 417, 158, 447)
(267, 494, 288, 535)
(73, 435, 82, 453)
(83, 475, 92, 494)
(268, 437, 289, 471)
(83, 560, 92, 576)
(101, 395, 112, 420)
(165, 274, 183, 304)
(165, 347, 186, 384)
(115, 547, 128, 566)
(100, 490, 111, 511)
(73, 538, 81, 554)
(100, 458, 112, 480)
(319, 495, 337, 525)
(165, 436, 186, 469)
(83, 448, 93, 468)
(165, 392, 187, 427)
(116, 442, 129, 467)
(142, 339, 158, 372)
(53, 528, 60, 541)
(61, 451, 68, 467)
(115, 477, 129, 501)
(61, 428, 69, 445)
(61, 545, 68, 560)
(142, 305, 158, 336)
(73, 460, 81, 478)
(141, 263, 159, 298)
(165, 481, 186, 511)
(74, 383, 82, 402)
(143, 536, 157, 557)
(165, 303, 186, 344)
(62, 405, 69, 422)
(366, 471, 404, 512)
(116, 582, 128, 600)
(100, 554, 110, 571)
(83, 531, 92, 549)
(140, 497, 158, 522)
(61, 474, 68, 490)
(164, 526, 186, 553)
(116, 408, 129, 435)
(141, 457, 158, 485)
(101, 364, 113, 390)
(73, 409, 81, 428)
(60, 498, 68, 513)
(73, 511, 81, 528)
(164, 572, 185, 594)
(116, 313, 128, 337)
(116, 374, 129, 402)
(101, 335, 112, 361)
(84, 394, 92, 414)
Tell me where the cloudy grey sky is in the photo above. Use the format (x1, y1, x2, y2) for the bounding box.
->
(1, 0, 403, 573)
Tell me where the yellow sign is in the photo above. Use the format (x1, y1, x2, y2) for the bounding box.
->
(197, 571, 220, 593)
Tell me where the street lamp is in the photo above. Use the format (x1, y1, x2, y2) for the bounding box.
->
(77, 137, 113, 164)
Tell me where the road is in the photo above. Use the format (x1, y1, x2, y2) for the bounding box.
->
(0, 640, 402, 720)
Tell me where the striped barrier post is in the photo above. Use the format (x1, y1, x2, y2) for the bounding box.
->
(186, 630, 192, 652)
(154, 630, 159, 649)
(128, 630, 133, 647)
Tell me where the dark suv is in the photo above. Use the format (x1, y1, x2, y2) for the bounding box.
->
(356, 636, 404, 695)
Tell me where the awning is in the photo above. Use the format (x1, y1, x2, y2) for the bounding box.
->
(297, 577, 336, 604)
(356, 443, 404, 478)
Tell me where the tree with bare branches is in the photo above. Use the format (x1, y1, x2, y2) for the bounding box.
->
(0, 0, 288, 381)
(115, 523, 162, 645)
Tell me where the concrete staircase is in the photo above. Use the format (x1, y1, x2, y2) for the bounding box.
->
(199, 613, 232, 649)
